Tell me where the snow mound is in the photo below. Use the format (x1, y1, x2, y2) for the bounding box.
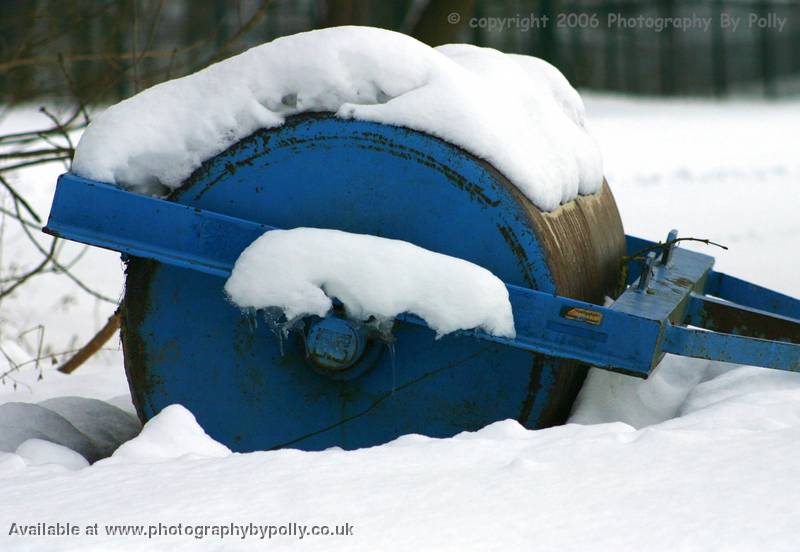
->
(39, 397, 141, 458)
(570, 354, 713, 428)
(15, 439, 89, 470)
(109, 405, 231, 463)
(663, 366, 800, 432)
(224, 227, 515, 338)
(571, 359, 800, 434)
(0, 398, 140, 464)
(72, 26, 602, 210)
(0, 402, 100, 461)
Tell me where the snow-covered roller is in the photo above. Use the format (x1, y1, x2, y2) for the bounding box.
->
(44, 28, 800, 452)
(47, 115, 628, 451)
(46, 114, 800, 451)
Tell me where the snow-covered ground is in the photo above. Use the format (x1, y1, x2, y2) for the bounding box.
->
(0, 93, 798, 550)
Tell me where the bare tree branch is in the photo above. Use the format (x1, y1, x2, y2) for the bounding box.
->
(58, 311, 120, 374)
(206, 0, 273, 64)
(0, 175, 41, 223)
(0, 41, 210, 73)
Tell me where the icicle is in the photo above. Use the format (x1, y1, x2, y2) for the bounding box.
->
(241, 307, 258, 333)
(262, 307, 289, 357)
(387, 342, 397, 394)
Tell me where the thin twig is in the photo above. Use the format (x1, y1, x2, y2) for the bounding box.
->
(0, 155, 72, 173)
(0, 204, 41, 230)
(13, 199, 119, 304)
(626, 237, 728, 262)
(0, 121, 86, 146)
(56, 53, 91, 126)
(18, 324, 45, 379)
(0, 234, 57, 301)
(5, 345, 121, 376)
(38, 106, 76, 154)
(0, 147, 72, 161)
(0, 175, 41, 222)
(0, 42, 211, 73)
(0, 343, 26, 391)
(58, 311, 121, 374)
(206, 0, 273, 64)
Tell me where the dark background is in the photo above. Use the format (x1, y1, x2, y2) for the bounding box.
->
(2, 0, 799, 105)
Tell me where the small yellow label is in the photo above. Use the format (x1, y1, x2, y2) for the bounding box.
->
(562, 307, 603, 325)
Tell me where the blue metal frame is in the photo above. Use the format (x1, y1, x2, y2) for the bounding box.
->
(46, 173, 800, 375)
(58, 116, 599, 451)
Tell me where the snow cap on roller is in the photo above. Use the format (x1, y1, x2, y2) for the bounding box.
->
(72, 26, 602, 211)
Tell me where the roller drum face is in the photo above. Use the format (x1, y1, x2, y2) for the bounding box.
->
(120, 116, 625, 452)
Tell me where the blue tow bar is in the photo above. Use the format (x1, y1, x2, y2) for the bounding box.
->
(45, 173, 800, 376)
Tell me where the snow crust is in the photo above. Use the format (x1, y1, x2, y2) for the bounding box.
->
(72, 26, 602, 210)
(224, 227, 515, 338)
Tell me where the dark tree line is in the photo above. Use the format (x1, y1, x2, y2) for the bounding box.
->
(3, 0, 798, 104)
(0, 0, 482, 104)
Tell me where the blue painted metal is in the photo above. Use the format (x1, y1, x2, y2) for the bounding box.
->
(636, 252, 657, 291)
(46, 172, 800, 377)
(706, 271, 800, 320)
(60, 116, 598, 452)
(45, 174, 269, 278)
(664, 324, 800, 369)
(43, 118, 800, 451)
(305, 316, 367, 372)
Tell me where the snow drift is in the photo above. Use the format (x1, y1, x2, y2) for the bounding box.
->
(5, 367, 800, 552)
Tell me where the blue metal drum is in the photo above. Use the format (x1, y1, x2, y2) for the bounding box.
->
(121, 115, 626, 451)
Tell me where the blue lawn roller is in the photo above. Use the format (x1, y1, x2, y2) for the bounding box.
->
(45, 115, 800, 452)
